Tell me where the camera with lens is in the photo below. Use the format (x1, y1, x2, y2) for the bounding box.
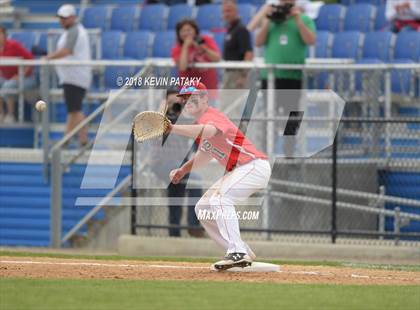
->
(166, 101, 183, 123)
(267, 3, 294, 23)
(194, 36, 205, 45)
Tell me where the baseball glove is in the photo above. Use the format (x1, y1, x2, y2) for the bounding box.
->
(132, 111, 171, 143)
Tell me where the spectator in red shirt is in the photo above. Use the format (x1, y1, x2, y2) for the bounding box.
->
(0, 26, 36, 123)
(171, 19, 221, 101)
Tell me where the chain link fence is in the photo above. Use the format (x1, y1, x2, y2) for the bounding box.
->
(129, 73, 420, 243)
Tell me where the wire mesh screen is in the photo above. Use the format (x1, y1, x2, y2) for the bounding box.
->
(130, 71, 420, 243)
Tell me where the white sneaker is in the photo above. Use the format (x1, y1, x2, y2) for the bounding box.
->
(3, 114, 15, 124)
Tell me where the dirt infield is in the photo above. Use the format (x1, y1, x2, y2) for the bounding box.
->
(1, 256, 419, 285)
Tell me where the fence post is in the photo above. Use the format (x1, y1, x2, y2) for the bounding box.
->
(394, 207, 400, 246)
(378, 186, 385, 240)
(40, 65, 50, 181)
(17, 65, 24, 123)
(130, 131, 137, 235)
(50, 148, 62, 248)
(331, 135, 338, 244)
(384, 71, 392, 159)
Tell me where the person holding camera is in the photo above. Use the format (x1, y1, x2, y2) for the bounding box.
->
(253, 0, 316, 90)
(171, 19, 221, 101)
(253, 0, 315, 160)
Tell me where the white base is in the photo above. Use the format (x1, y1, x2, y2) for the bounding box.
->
(210, 261, 280, 273)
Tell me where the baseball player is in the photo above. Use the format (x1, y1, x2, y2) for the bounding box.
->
(168, 82, 271, 270)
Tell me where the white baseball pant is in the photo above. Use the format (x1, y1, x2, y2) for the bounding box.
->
(195, 159, 271, 255)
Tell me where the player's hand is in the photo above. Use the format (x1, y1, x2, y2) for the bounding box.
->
(261, 4, 273, 16)
(169, 168, 186, 184)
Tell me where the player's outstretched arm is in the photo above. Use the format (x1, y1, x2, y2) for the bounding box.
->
(169, 149, 213, 184)
(169, 123, 218, 140)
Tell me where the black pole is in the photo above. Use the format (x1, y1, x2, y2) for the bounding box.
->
(130, 131, 137, 235)
(331, 134, 338, 244)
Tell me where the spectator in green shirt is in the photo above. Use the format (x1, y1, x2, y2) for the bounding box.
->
(253, 0, 316, 90)
(251, 0, 316, 158)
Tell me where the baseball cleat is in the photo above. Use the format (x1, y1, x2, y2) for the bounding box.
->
(213, 253, 252, 271)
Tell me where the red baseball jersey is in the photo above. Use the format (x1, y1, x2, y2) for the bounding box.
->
(195, 107, 268, 171)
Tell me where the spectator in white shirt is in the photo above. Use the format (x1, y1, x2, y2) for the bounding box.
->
(45, 4, 92, 146)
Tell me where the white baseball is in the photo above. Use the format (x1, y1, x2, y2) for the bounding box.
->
(35, 100, 47, 112)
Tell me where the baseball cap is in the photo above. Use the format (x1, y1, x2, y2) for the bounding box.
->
(176, 82, 208, 97)
(57, 4, 76, 18)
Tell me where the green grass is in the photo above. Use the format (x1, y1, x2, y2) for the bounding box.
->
(1, 278, 419, 310)
(1, 250, 419, 272)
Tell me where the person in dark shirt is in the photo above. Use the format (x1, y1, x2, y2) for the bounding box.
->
(223, 0, 253, 63)
(221, 0, 253, 93)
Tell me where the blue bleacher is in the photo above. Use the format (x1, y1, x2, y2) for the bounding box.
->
(104, 66, 135, 89)
(138, 4, 168, 32)
(380, 170, 420, 234)
(81, 6, 109, 30)
(196, 4, 223, 32)
(237, 4, 256, 26)
(37, 32, 48, 53)
(332, 31, 361, 59)
(91, 0, 141, 4)
(316, 4, 346, 32)
(12, 0, 80, 13)
(0, 127, 33, 148)
(314, 31, 332, 58)
(123, 31, 152, 59)
(394, 31, 420, 62)
(152, 31, 176, 58)
(237, 0, 264, 6)
(374, 4, 387, 30)
(9, 31, 36, 51)
(355, 58, 384, 92)
(167, 4, 195, 30)
(343, 4, 376, 32)
(391, 59, 415, 95)
(212, 32, 225, 54)
(362, 31, 393, 62)
(21, 22, 61, 30)
(341, 0, 385, 5)
(0, 162, 130, 247)
(101, 31, 124, 59)
(110, 6, 139, 32)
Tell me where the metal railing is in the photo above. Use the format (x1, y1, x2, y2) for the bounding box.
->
(48, 64, 152, 247)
